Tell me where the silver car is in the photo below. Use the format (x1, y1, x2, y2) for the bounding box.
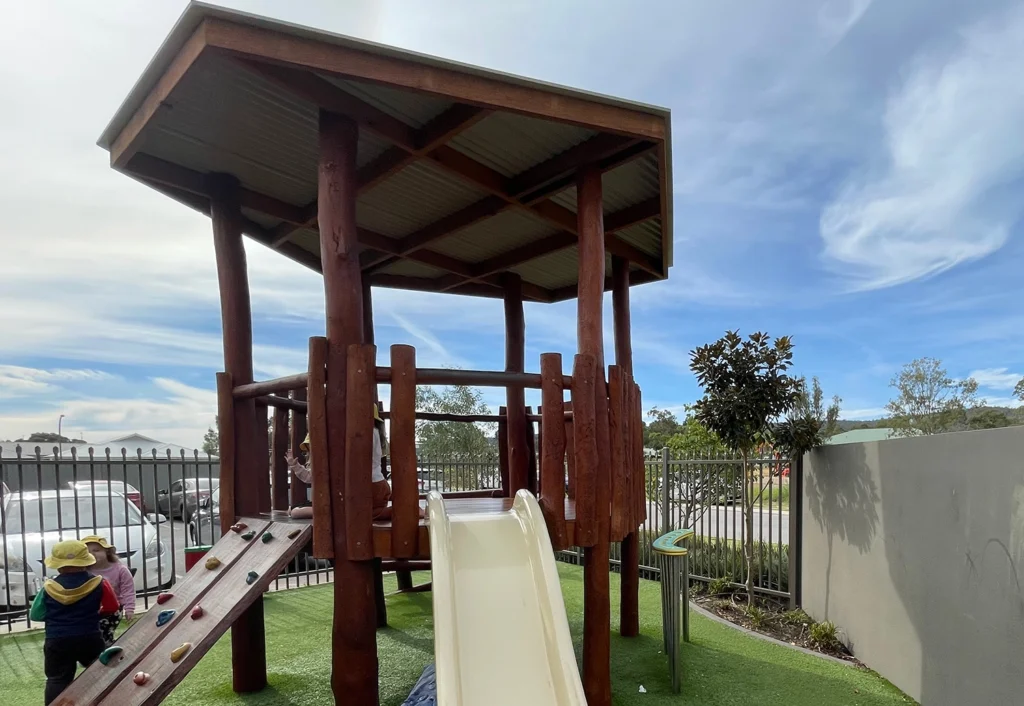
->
(1, 489, 174, 607)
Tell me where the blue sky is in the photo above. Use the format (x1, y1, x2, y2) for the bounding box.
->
(2, 0, 1024, 447)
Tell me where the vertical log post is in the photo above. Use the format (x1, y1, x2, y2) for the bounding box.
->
(208, 172, 267, 695)
(215, 373, 236, 535)
(571, 355, 598, 545)
(613, 255, 641, 637)
(540, 353, 568, 550)
(345, 344, 376, 560)
(390, 345, 419, 558)
(308, 337, 333, 559)
(497, 407, 510, 496)
(289, 388, 308, 510)
(525, 405, 539, 495)
(318, 110, 377, 705)
(271, 406, 290, 511)
(255, 401, 271, 514)
(608, 366, 627, 541)
(577, 166, 612, 706)
(564, 401, 576, 501)
(503, 273, 529, 494)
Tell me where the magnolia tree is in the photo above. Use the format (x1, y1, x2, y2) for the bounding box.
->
(690, 330, 800, 600)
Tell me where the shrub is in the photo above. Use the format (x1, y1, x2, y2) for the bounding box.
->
(744, 604, 768, 629)
(782, 608, 810, 626)
(707, 575, 733, 596)
(809, 620, 842, 651)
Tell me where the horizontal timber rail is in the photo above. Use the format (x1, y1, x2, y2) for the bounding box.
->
(257, 394, 308, 412)
(375, 367, 573, 389)
(233, 373, 309, 399)
(378, 410, 575, 423)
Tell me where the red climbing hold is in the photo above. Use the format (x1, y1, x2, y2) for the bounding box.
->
(156, 592, 173, 605)
(133, 671, 150, 685)
(191, 605, 204, 620)
(230, 522, 247, 533)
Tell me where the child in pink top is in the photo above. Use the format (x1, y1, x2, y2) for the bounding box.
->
(81, 536, 135, 645)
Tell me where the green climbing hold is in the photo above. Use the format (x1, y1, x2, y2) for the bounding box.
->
(245, 570, 259, 586)
(240, 531, 255, 541)
(261, 531, 273, 544)
(98, 646, 123, 666)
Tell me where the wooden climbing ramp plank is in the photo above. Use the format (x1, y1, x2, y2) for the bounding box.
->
(54, 519, 309, 706)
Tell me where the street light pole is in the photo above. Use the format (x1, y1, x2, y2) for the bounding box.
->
(58, 414, 65, 460)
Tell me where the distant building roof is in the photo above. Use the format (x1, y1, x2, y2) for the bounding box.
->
(825, 428, 896, 445)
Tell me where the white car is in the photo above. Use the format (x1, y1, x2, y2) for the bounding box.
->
(1, 489, 173, 608)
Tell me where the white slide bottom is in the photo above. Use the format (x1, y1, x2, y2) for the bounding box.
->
(426, 490, 587, 706)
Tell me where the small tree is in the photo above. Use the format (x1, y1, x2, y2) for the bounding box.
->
(202, 418, 219, 457)
(690, 331, 800, 600)
(1015, 377, 1024, 401)
(416, 384, 496, 488)
(773, 377, 842, 457)
(885, 358, 980, 436)
(644, 407, 684, 449)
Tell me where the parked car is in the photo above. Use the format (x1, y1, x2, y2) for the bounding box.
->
(1, 489, 173, 608)
(66, 480, 145, 513)
(157, 478, 219, 520)
(188, 489, 327, 572)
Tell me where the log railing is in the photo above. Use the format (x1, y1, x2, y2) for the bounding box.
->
(219, 337, 644, 565)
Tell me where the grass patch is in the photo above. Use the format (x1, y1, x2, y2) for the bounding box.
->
(0, 566, 911, 705)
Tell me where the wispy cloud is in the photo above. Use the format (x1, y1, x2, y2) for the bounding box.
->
(820, 4, 1024, 289)
(968, 367, 1022, 391)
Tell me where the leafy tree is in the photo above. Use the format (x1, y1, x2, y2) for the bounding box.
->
(664, 409, 738, 528)
(1016, 377, 1024, 402)
(202, 418, 219, 457)
(690, 330, 800, 600)
(643, 407, 684, 449)
(17, 432, 85, 444)
(773, 377, 841, 458)
(885, 358, 980, 437)
(416, 385, 496, 477)
(968, 409, 1014, 430)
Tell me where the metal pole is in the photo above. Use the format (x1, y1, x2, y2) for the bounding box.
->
(661, 447, 670, 535)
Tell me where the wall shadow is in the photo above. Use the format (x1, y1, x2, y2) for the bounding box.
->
(805, 441, 880, 615)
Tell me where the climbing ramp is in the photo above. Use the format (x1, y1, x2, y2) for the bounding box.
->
(54, 517, 312, 706)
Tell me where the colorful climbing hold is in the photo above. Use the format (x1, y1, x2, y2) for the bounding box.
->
(156, 609, 176, 627)
(190, 605, 204, 620)
(240, 531, 255, 541)
(287, 528, 301, 539)
(204, 556, 222, 570)
(230, 522, 247, 533)
(156, 592, 173, 605)
(261, 531, 273, 544)
(170, 642, 192, 663)
(98, 646, 123, 666)
(245, 570, 259, 585)
(133, 672, 150, 685)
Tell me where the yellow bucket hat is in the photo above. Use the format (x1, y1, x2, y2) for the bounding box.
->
(80, 535, 112, 549)
(44, 539, 96, 569)
(300, 434, 310, 451)
(373, 404, 383, 422)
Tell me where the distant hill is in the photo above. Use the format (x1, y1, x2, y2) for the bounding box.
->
(838, 406, 1024, 432)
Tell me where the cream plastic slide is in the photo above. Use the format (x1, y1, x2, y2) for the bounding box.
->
(426, 489, 587, 705)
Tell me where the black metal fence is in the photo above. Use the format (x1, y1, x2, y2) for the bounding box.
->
(1, 445, 792, 632)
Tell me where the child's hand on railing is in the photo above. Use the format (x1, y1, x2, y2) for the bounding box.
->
(285, 451, 302, 473)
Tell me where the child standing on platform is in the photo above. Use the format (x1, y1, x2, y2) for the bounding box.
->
(81, 535, 135, 644)
(31, 539, 120, 705)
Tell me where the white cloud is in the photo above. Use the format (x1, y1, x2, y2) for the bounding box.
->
(0, 365, 116, 399)
(840, 406, 888, 420)
(820, 4, 1024, 289)
(968, 368, 1022, 391)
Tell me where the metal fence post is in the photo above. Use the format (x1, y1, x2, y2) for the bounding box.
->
(661, 447, 671, 535)
(789, 453, 803, 609)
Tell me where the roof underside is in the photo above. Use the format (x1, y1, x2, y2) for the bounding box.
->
(100, 3, 673, 303)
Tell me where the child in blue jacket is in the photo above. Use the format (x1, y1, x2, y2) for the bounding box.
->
(30, 538, 120, 705)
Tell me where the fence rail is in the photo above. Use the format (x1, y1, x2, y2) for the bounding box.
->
(0, 445, 792, 632)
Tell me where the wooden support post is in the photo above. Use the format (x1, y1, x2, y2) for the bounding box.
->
(215, 373, 236, 535)
(390, 345, 419, 558)
(308, 337, 333, 558)
(577, 166, 611, 706)
(255, 401, 272, 514)
(345, 344, 376, 560)
(525, 405, 539, 495)
(503, 273, 529, 494)
(361, 275, 387, 626)
(613, 255, 640, 637)
(271, 406, 290, 511)
(319, 110, 377, 705)
(608, 366, 627, 541)
(289, 389, 308, 509)
(540, 353, 568, 550)
(209, 172, 267, 695)
(497, 407, 510, 496)
(564, 401, 576, 501)
(571, 355, 598, 545)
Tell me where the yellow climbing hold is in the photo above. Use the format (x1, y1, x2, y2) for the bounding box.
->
(170, 642, 192, 663)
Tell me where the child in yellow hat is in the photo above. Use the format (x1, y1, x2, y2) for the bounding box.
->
(81, 536, 135, 645)
(285, 432, 314, 519)
(30, 539, 120, 704)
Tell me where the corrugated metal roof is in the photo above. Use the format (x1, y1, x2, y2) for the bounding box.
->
(429, 210, 557, 261)
(99, 3, 672, 303)
(358, 160, 489, 238)
(449, 113, 596, 177)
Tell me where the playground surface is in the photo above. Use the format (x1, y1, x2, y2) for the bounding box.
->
(0, 565, 909, 706)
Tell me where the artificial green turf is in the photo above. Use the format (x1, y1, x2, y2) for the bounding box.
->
(0, 565, 911, 705)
